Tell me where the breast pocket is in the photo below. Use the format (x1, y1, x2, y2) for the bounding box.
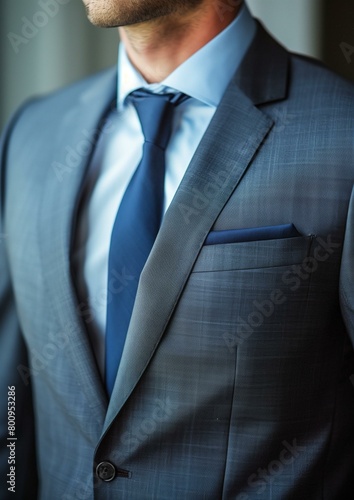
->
(192, 235, 314, 273)
(185, 233, 341, 348)
(184, 235, 317, 346)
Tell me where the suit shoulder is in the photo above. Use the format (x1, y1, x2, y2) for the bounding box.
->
(28, 66, 116, 112)
(288, 52, 354, 103)
(1, 66, 117, 157)
(4, 66, 117, 135)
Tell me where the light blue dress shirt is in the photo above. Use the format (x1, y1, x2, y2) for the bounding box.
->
(74, 4, 257, 376)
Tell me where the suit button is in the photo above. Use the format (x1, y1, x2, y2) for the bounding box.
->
(96, 462, 116, 482)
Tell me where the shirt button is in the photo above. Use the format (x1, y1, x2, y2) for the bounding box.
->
(96, 461, 116, 482)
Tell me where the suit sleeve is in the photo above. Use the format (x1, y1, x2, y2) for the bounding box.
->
(340, 184, 354, 349)
(0, 108, 38, 499)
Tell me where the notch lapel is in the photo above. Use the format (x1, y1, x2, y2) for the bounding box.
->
(39, 68, 117, 426)
(103, 25, 289, 432)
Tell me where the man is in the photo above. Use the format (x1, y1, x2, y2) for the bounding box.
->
(1, 0, 354, 498)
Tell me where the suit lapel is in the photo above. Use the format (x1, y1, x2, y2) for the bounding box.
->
(39, 68, 117, 426)
(103, 25, 289, 431)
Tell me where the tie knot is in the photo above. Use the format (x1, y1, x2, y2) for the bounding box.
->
(127, 89, 187, 150)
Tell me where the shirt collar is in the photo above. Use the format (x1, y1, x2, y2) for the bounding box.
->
(117, 3, 256, 109)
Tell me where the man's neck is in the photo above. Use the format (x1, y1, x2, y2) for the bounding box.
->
(118, 1, 242, 83)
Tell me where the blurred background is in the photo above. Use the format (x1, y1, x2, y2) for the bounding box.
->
(1, 0, 354, 129)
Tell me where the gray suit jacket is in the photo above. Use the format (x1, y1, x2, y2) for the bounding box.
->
(1, 23, 354, 499)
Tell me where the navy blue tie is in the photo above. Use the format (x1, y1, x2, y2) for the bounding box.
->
(105, 89, 188, 396)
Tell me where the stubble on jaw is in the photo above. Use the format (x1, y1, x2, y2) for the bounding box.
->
(83, 0, 205, 28)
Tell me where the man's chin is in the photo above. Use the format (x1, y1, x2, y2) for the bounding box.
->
(82, 1, 120, 28)
(82, 0, 190, 29)
(86, 16, 121, 28)
(84, 9, 139, 29)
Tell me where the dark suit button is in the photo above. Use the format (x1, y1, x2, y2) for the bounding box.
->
(96, 462, 116, 482)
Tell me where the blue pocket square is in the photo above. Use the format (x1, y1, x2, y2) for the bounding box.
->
(204, 224, 301, 246)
